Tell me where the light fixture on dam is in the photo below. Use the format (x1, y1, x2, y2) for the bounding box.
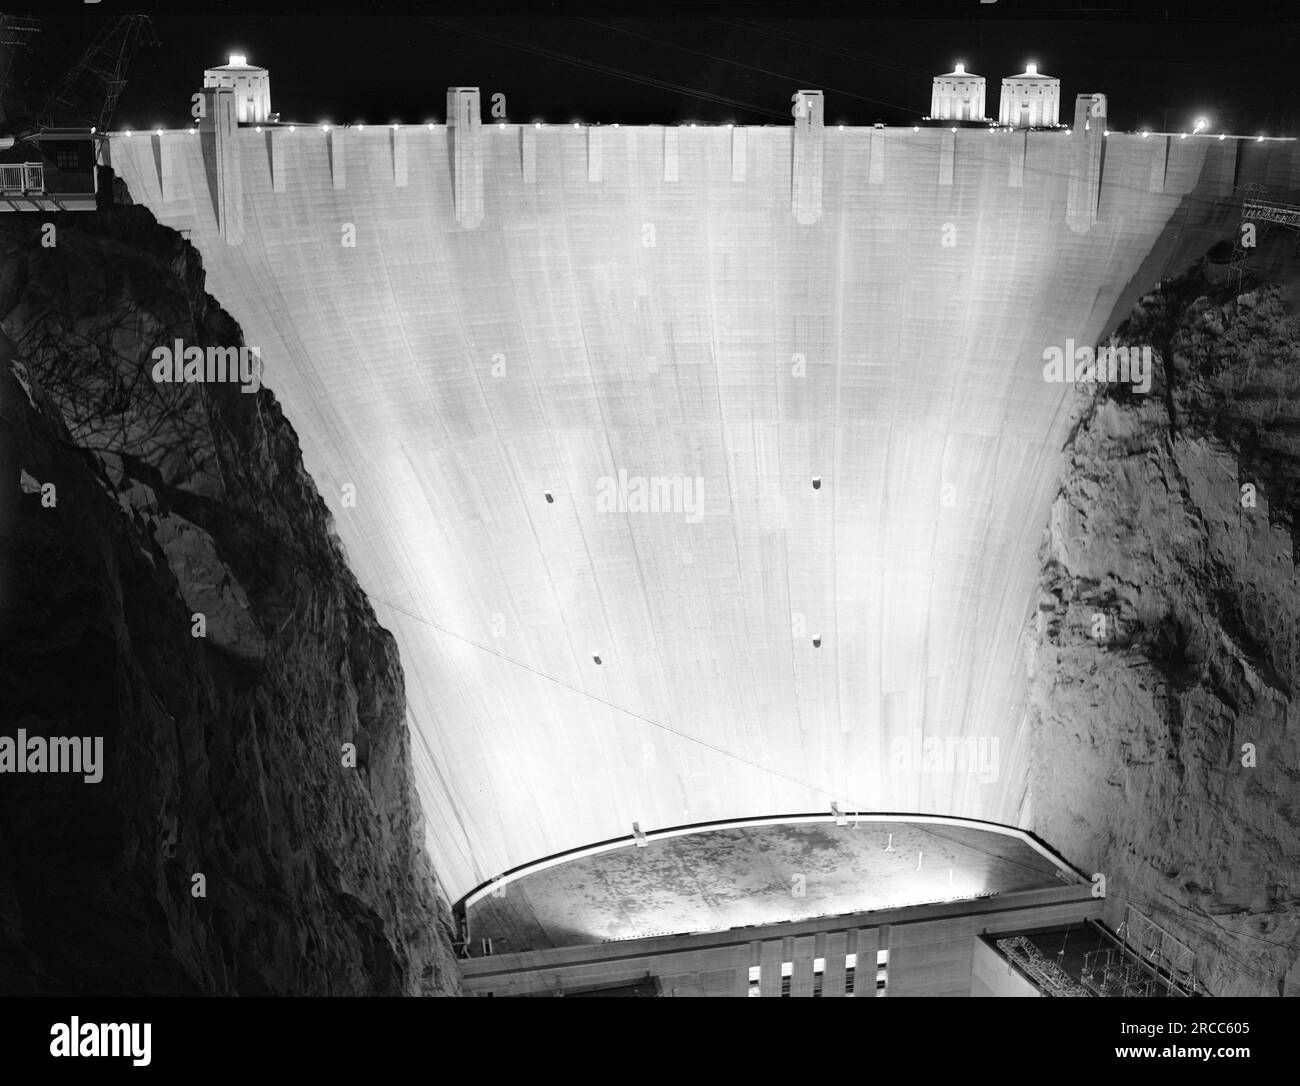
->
(1193, 115, 1209, 134)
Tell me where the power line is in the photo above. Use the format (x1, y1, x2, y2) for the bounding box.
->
(420, 17, 790, 121)
(578, 18, 919, 115)
(713, 17, 937, 81)
(366, 590, 852, 805)
(1130, 894, 1300, 955)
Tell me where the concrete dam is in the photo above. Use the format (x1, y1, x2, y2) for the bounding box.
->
(106, 84, 1300, 911)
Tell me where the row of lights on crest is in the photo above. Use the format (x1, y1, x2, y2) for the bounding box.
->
(118, 114, 1269, 142)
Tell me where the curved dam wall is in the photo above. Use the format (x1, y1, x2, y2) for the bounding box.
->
(107, 95, 1300, 902)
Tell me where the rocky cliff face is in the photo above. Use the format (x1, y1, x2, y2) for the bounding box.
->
(0, 205, 463, 994)
(1027, 265, 1300, 997)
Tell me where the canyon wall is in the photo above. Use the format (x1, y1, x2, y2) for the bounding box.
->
(0, 208, 462, 994)
(1027, 262, 1300, 996)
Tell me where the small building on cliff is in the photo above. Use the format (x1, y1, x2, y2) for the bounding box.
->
(0, 129, 99, 212)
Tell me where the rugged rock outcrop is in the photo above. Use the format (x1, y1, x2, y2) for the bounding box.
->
(0, 205, 463, 994)
(1028, 263, 1300, 997)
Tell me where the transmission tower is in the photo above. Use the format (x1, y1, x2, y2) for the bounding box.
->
(37, 13, 157, 132)
(0, 13, 40, 49)
(0, 13, 41, 124)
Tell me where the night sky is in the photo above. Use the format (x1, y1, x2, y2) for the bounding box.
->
(9, 2, 1300, 137)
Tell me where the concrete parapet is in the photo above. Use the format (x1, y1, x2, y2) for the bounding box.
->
(938, 129, 954, 187)
(792, 89, 824, 224)
(588, 126, 603, 183)
(522, 125, 537, 184)
(329, 127, 346, 190)
(732, 125, 747, 183)
(1008, 131, 1026, 189)
(1067, 94, 1105, 233)
(200, 87, 243, 245)
(151, 132, 176, 202)
(869, 127, 885, 184)
(1147, 135, 1169, 193)
(392, 125, 408, 188)
(664, 127, 679, 183)
(448, 87, 484, 228)
(267, 128, 286, 192)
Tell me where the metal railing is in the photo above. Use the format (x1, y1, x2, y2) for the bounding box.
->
(996, 936, 1091, 997)
(0, 163, 44, 195)
(1242, 196, 1300, 231)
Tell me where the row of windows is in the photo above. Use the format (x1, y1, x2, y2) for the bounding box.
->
(207, 74, 268, 86)
(747, 949, 889, 997)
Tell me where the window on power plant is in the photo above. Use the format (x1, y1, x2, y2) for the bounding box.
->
(746, 950, 888, 996)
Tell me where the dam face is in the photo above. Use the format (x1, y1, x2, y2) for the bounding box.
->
(107, 97, 1300, 903)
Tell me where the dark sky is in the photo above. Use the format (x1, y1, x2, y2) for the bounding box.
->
(11, 2, 1300, 137)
